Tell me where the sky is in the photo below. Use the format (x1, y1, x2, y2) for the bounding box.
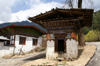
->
(0, 0, 100, 24)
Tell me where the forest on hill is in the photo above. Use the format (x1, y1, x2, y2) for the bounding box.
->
(84, 10, 100, 41)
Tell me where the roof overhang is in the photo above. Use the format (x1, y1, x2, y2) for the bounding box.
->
(0, 25, 46, 37)
(28, 8, 94, 28)
(0, 36, 9, 41)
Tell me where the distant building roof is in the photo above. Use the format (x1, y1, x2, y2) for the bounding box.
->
(0, 25, 46, 37)
(0, 36, 9, 41)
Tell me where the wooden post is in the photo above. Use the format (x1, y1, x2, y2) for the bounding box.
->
(78, 0, 85, 46)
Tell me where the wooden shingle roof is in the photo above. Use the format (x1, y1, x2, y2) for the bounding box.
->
(29, 8, 94, 28)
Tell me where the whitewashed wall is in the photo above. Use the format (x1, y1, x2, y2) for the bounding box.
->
(37, 37, 42, 46)
(0, 42, 13, 58)
(46, 39, 78, 60)
(14, 35, 41, 53)
(46, 40, 58, 60)
(0, 35, 42, 58)
(66, 39, 78, 60)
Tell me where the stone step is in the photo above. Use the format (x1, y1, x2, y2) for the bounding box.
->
(58, 54, 65, 57)
(56, 57, 64, 61)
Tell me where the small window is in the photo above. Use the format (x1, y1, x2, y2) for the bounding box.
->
(4, 36, 10, 46)
(19, 37, 26, 45)
(33, 39, 38, 46)
(4, 41, 10, 46)
(10, 35, 14, 45)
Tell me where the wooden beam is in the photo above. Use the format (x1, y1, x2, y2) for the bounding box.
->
(4, 29, 8, 32)
(10, 27, 14, 31)
(47, 28, 75, 34)
(41, 19, 79, 28)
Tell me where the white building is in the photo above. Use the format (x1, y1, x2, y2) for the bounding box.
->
(0, 36, 11, 58)
(0, 25, 46, 57)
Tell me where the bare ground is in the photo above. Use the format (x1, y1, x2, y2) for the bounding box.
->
(21, 45, 96, 66)
(0, 51, 46, 66)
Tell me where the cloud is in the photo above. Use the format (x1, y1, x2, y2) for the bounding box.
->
(0, 0, 16, 23)
(0, 0, 100, 23)
(82, 0, 100, 11)
(93, 0, 100, 11)
(9, 1, 62, 22)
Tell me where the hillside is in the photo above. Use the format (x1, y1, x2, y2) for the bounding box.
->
(84, 10, 100, 41)
(92, 10, 100, 30)
(0, 21, 46, 32)
(83, 10, 100, 34)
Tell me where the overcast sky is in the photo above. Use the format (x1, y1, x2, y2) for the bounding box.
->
(0, 0, 100, 24)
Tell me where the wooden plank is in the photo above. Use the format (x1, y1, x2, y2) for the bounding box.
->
(41, 19, 79, 28)
(47, 28, 74, 34)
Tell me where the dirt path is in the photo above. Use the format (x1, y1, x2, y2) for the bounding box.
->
(86, 42, 100, 66)
(21, 45, 96, 66)
(0, 51, 46, 66)
(0, 42, 99, 66)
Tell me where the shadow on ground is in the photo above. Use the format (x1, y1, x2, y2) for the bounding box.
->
(23, 49, 83, 61)
(78, 49, 84, 58)
(23, 52, 46, 61)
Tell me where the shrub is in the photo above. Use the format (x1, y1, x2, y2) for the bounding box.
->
(40, 48, 45, 51)
(84, 30, 100, 42)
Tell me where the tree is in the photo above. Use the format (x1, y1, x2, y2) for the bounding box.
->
(63, 0, 93, 8)
(63, 0, 93, 46)
(92, 10, 100, 30)
(83, 27, 91, 35)
(77, 0, 85, 46)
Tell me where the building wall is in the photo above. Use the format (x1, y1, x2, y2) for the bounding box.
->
(0, 35, 42, 58)
(0, 42, 13, 58)
(46, 39, 78, 60)
(14, 35, 39, 53)
(66, 39, 78, 60)
(46, 40, 58, 60)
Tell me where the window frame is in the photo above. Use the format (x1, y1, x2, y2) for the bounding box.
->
(19, 37, 26, 45)
(4, 36, 10, 46)
(10, 35, 15, 45)
(33, 39, 38, 46)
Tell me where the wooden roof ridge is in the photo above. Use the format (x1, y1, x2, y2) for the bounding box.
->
(28, 8, 94, 28)
(0, 24, 46, 34)
(28, 8, 94, 20)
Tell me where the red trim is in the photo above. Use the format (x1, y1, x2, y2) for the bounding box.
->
(10, 26, 14, 31)
(0, 25, 46, 34)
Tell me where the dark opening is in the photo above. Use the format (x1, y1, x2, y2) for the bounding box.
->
(58, 39, 64, 52)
